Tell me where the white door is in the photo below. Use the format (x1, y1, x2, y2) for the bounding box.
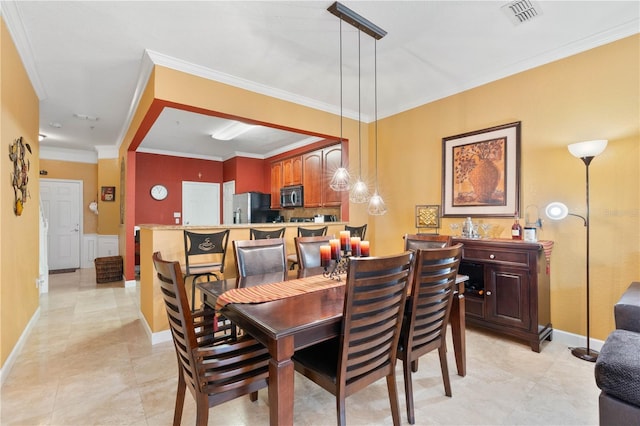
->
(223, 180, 235, 225)
(40, 179, 82, 270)
(182, 181, 220, 225)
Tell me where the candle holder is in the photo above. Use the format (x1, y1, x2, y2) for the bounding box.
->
(322, 237, 370, 281)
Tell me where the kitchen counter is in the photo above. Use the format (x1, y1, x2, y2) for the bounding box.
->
(137, 222, 347, 338)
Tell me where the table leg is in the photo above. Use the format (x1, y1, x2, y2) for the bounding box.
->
(268, 337, 295, 426)
(450, 291, 466, 377)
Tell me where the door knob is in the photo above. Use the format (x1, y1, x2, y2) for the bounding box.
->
(486, 291, 492, 296)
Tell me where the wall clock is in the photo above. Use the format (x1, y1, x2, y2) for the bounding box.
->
(150, 184, 168, 201)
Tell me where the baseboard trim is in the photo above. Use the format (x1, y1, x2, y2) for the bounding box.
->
(1, 307, 40, 385)
(124, 279, 136, 288)
(139, 309, 172, 345)
(551, 328, 605, 352)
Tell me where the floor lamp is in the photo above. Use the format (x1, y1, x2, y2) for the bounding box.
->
(545, 139, 607, 362)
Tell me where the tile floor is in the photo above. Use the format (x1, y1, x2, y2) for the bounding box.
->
(1, 268, 600, 425)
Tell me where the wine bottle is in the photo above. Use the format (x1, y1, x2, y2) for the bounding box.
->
(511, 216, 523, 240)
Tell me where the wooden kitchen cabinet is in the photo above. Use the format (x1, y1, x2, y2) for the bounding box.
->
(322, 145, 343, 206)
(453, 238, 552, 352)
(270, 161, 283, 208)
(302, 150, 322, 207)
(282, 156, 302, 186)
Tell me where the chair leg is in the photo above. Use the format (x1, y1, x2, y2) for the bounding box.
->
(402, 358, 416, 425)
(386, 373, 402, 426)
(411, 358, 419, 373)
(438, 346, 452, 397)
(250, 390, 258, 402)
(195, 393, 209, 426)
(337, 395, 347, 426)
(173, 369, 186, 426)
(191, 276, 197, 312)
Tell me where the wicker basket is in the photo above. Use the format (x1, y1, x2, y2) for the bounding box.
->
(95, 256, 123, 283)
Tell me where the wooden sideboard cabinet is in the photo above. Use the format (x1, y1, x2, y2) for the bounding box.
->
(452, 238, 552, 352)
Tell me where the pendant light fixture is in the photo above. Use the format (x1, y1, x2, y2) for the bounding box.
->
(328, 2, 387, 200)
(368, 38, 387, 215)
(329, 18, 351, 192)
(350, 31, 370, 203)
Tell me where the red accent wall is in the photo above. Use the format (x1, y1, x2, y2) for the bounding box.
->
(223, 157, 269, 193)
(135, 152, 224, 225)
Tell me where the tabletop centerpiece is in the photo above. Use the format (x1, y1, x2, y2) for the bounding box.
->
(321, 230, 370, 281)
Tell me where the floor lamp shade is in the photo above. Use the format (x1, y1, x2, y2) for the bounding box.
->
(546, 139, 607, 362)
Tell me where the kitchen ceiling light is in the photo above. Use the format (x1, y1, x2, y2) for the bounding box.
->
(38, 134, 46, 142)
(210, 121, 256, 140)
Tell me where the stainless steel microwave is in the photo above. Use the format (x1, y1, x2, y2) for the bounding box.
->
(280, 185, 303, 208)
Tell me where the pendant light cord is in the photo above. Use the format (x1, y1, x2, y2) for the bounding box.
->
(358, 31, 362, 176)
(374, 39, 379, 192)
(339, 19, 343, 151)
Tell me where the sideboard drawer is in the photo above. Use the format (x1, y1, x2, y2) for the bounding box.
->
(462, 247, 530, 267)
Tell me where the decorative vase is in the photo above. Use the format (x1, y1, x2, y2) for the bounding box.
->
(468, 159, 499, 203)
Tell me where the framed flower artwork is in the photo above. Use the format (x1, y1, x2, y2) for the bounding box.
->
(442, 121, 521, 217)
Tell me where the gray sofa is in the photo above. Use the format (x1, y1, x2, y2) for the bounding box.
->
(595, 281, 640, 425)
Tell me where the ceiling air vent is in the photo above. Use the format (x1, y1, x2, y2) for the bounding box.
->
(501, 0, 543, 25)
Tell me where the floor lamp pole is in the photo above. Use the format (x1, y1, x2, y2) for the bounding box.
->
(571, 155, 598, 362)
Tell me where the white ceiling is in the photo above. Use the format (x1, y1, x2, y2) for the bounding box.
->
(3, 1, 638, 160)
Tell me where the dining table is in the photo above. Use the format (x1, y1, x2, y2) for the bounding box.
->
(198, 273, 469, 426)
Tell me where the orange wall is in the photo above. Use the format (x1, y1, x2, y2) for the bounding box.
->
(1, 18, 40, 367)
(371, 34, 639, 340)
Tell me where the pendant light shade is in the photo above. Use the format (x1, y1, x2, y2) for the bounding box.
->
(350, 179, 370, 203)
(367, 191, 387, 215)
(330, 166, 351, 191)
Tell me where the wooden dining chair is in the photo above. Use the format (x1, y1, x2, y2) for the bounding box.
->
(249, 227, 285, 240)
(182, 229, 230, 311)
(403, 233, 452, 250)
(345, 224, 367, 239)
(288, 226, 329, 270)
(233, 238, 288, 288)
(292, 251, 415, 426)
(294, 235, 332, 278)
(152, 252, 269, 426)
(396, 244, 462, 424)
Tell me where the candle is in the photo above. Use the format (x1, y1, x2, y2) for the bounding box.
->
(320, 245, 331, 267)
(350, 237, 361, 257)
(360, 240, 370, 257)
(340, 231, 351, 252)
(329, 239, 341, 260)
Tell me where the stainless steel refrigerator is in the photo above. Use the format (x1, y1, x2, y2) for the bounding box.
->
(231, 192, 279, 223)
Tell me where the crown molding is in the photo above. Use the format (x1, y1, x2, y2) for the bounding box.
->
(95, 145, 119, 159)
(40, 146, 97, 164)
(2, 1, 47, 100)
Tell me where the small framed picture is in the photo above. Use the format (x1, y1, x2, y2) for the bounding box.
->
(416, 205, 440, 229)
(101, 186, 116, 202)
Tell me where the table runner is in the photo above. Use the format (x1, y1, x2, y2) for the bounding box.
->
(215, 274, 345, 311)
